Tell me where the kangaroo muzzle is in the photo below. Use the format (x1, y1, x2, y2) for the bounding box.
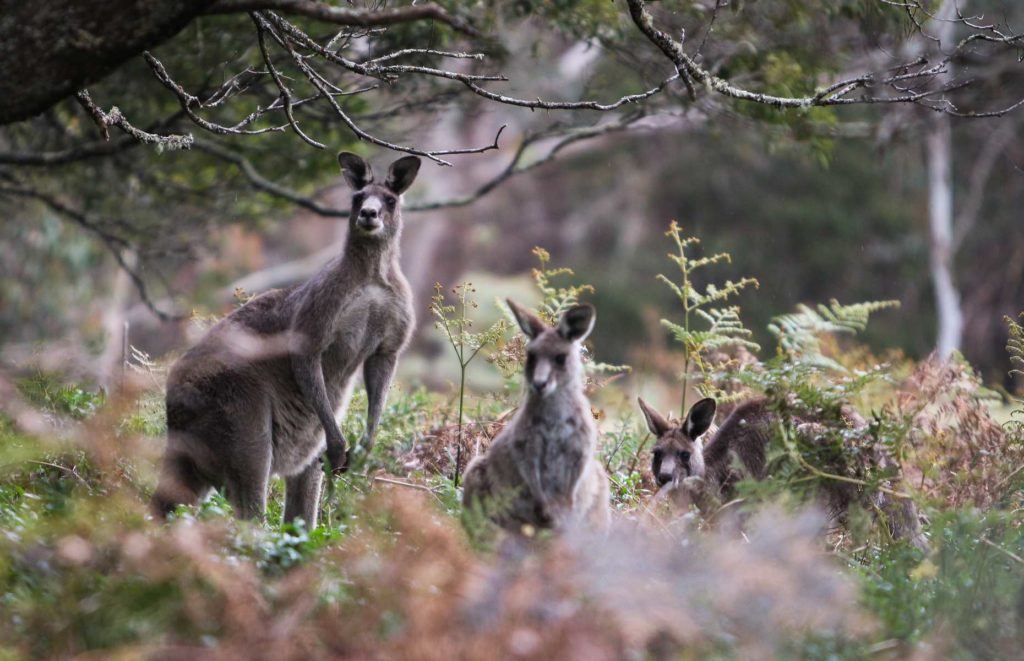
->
(530, 360, 555, 396)
(657, 454, 677, 486)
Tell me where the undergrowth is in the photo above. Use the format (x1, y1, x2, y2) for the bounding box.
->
(1, 234, 1022, 659)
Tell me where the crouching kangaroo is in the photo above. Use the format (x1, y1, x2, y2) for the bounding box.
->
(640, 397, 927, 549)
(151, 152, 420, 527)
(462, 300, 610, 533)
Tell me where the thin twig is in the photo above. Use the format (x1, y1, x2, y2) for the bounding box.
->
(979, 536, 1024, 564)
(207, 0, 481, 37)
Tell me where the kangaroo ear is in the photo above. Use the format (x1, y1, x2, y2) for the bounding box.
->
(637, 397, 671, 437)
(506, 299, 546, 339)
(338, 152, 373, 190)
(385, 156, 421, 194)
(557, 304, 595, 342)
(684, 397, 717, 440)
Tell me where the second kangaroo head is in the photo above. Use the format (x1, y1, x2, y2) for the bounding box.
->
(337, 152, 421, 241)
(639, 397, 717, 487)
(507, 299, 595, 399)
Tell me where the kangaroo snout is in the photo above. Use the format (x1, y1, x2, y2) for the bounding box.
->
(656, 454, 677, 486)
(357, 207, 382, 232)
(530, 361, 553, 395)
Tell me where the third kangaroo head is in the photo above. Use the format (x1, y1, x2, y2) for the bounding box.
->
(639, 397, 717, 487)
(507, 299, 595, 399)
(337, 152, 421, 240)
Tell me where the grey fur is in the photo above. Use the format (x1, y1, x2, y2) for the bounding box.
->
(151, 152, 420, 528)
(462, 300, 610, 533)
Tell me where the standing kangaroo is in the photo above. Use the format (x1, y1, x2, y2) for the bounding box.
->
(462, 300, 610, 533)
(151, 152, 420, 527)
(641, 397, 927, 548)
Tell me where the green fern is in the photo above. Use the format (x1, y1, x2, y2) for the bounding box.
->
(768, 299, 899, 371)
(1006, 313, 1024, 431)
(1007, 313, 1024, 380)
(530, 246, 595, 323)
(496, 247, 630, 384)
(657, 221, 759, 414)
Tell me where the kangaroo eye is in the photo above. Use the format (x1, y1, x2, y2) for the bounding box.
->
(352, 192, 365, 204)
(680, 451, 691, 462)
(652, 449, 664, 461)
(384, 195, 397, 209)
(554, 353, 567, 367)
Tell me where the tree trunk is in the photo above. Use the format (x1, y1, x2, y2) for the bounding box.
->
(0, 0, 214, 124)
(97, 252, 136, 391)
(925, 0, 964, 359)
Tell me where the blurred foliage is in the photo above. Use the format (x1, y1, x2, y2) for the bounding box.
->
(2, 234, 1022, 656)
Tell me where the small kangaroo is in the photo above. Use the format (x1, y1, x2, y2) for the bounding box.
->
(642, 397, 927, 548)
(638, 396, 718, 490)
(462, 300, 610, 533)
(151, 152, 420, 527)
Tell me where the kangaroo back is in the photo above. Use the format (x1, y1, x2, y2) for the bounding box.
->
(644, 397, 926, 549)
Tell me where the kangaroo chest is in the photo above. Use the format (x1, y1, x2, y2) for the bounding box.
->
(321, 282, 411, 381)
(519, 408, 592, 496)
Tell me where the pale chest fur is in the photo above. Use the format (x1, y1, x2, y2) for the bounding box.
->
(325, 281, 413, 357)
(510, 393, 596, 500)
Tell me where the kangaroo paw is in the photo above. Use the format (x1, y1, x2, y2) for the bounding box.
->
(325, 441, 348, 475)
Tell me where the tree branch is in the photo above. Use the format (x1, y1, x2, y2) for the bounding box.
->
(75, 90, 194, 151)
(144, 51, 290, 137)
(207, 0, 481, 38)
(0, 184, 182, 321)
(253, 11, 503, 166)
(624, 0, 1024, 115)
(193, 137, 348, 216)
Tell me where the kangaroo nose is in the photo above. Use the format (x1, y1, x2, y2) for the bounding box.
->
(360, 207, 378, 220)
(656, 472, 673, 487)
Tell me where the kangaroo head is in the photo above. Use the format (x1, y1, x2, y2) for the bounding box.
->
(639, 397, 716, 487)
(507, 299, 595, 399)
(337, 152, 421, 241)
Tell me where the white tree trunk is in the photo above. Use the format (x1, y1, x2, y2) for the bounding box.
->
(97, 251, 136, 390)
(926, 0, 964, 359)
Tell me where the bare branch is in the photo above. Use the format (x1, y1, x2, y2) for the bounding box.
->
(362, 48, 486, 67)
(144, 51, 289, 137)
(207, 0, 481, 37)
(624, 0, 1024, 116)
(75, 90, 194, 151)
(265, 11, 681, 112)
(409, 116, 649, 212)
(254, 12, 503, 165)
(253, 15, 326, 149)
(0, 184, 182, 321)
(193, 137, 348, 217)
(0, 136, 143, 167)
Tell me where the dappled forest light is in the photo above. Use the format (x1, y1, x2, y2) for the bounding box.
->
(2, 1, 1024, 658)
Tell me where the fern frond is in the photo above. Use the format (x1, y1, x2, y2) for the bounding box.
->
(769, 299, 899, 368)
(1007, 313, 1024, 379)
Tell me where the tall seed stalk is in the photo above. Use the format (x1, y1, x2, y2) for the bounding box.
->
(430, 282, 506, 487)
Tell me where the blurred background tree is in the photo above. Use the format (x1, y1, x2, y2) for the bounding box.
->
(0, 0, 1021, 389)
